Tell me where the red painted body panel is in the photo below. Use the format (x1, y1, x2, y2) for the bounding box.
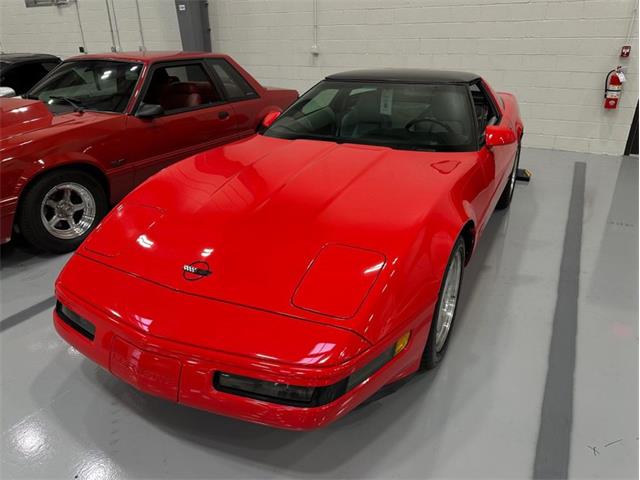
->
(0, 53, 297, 244)
(55, 77, 523, 429)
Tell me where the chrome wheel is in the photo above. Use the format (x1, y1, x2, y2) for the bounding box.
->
(434, 248, 463, 352)
(40, 182, 96, 240)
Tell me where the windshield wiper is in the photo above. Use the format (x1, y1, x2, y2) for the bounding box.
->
(49, 96, 84, 112)
(389, 145, 436, 152)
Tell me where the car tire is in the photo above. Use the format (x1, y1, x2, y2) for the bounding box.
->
(420, 236, 466, 370)
(18, 170, 108, 253)
(495, 141, 521, 210)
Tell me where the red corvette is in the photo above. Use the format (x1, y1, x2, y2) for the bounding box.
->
(0, 51, 297, 252)
(55, 70, 523, 430)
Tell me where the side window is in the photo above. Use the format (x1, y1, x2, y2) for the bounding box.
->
(2, 63, 50, 94)
(143, 63, 222, 114)
(471, 83, 500, 139)
(301, 88, 338, 114)
(470, 83, 499, 141)
(206, 59, 258, 100)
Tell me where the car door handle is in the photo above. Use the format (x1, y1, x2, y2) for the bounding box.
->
(218, 111, 230, 120)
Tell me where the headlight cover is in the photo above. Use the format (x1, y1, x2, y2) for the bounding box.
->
(292, 244, 386, 319)
(213, 333, 410, 407)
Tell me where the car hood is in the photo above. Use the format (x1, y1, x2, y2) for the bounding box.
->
(80, 135, 471, 335)
(0, 97, 114, 151)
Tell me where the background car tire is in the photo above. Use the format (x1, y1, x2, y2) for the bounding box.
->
(18, 169, 108, 253)
(495, 141, 521, 210)
(420, 236, 466, 370)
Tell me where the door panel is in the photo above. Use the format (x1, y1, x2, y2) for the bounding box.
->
(205, 58, 263, 136)
(124, 61, 241, 186)
(126, 103, 238, 186)
(472, 147, 498, 233)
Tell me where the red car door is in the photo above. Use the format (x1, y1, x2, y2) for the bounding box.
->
(470, 81, 517, 231)
(124, 60, 241, 186)
(477, 81, 516, 191)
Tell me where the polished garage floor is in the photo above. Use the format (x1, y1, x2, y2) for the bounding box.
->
(0, 148, 637, 479)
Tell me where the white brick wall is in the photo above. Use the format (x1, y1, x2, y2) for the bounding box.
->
(0, 0, 181, 58)
(210, 0, 639, 155)
(0, 0, 636, 154)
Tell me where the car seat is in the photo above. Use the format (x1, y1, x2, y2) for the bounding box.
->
(423, 92, 468, 136)
(340, 91, 391, 138)
(161, 83, 203, 111)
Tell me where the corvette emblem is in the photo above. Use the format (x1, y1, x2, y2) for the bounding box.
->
(182, 261, 212, 281)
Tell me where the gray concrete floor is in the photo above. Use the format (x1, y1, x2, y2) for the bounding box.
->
(0, 148, 637, 479)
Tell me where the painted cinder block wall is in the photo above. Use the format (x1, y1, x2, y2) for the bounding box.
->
(0, 0, 181, 57)
(0, 0, 637, 155)
(209, 0, 639, 155)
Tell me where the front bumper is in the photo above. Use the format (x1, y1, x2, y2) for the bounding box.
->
(54, 270, 420, 430)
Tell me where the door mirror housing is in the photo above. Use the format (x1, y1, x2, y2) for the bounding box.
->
(485, 125, 517, 147)
(0, 87, 16, 98)
(136, 103, 164, 119)
(261, 110, 281, 129)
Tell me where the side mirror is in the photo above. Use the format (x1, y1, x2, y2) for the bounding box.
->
(485, 125, 516, 147)
(0, 87, 16, 98)
(261, 110, 281, 129)
(136, 103, 164, 119)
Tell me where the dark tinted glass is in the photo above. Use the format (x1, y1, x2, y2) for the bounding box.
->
(206, 59, 257, 100)
(264, 80, 476, 152)
(1, 62, 52, 95)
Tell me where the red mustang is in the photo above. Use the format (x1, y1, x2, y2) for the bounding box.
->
(55, 70, 523, 430)
(0, 51, 297, 252)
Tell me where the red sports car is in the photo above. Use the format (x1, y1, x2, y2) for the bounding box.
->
(0, 51, 297, 252)
(54, 69, 523, 430)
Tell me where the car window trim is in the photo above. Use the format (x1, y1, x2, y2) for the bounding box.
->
(203, 58, 260, 102)
(133, 59, 228, 117)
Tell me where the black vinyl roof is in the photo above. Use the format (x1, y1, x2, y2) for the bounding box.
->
(0, 53, 61, 65)
(326, 69, 481, 84)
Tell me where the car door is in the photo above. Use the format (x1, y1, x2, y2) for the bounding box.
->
(204, 58, 265, 135)
(473, 81, 514, 189)
(125, 60, 241, 186)
(470, 81, 515, 220)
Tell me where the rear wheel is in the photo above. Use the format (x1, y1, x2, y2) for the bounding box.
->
(18, 170, 108, 253)
(495, 141, 521, 210)
(420, 237, 465, 370)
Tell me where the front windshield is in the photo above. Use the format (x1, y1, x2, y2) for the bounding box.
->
(27, 60, 142, 113)
(264, 80, 477, 152)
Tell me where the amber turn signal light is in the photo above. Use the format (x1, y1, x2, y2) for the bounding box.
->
(394, 331, 411, 355)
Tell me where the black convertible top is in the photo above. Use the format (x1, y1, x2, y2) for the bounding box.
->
(0, 53, 61, 66)
(326, 69, 481, 84)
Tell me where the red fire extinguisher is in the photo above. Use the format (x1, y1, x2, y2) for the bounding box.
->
(604, 67, 625, 109)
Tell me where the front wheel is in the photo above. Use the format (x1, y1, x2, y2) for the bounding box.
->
(17, 170, 108, 253)
(420, 237, 465, 370)
(495, 141, 521, 210)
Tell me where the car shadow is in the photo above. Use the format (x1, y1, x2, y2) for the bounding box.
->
(0, 237, 58, 275)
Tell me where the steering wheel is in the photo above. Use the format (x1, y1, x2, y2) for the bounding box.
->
(405, 117, 454, 133)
